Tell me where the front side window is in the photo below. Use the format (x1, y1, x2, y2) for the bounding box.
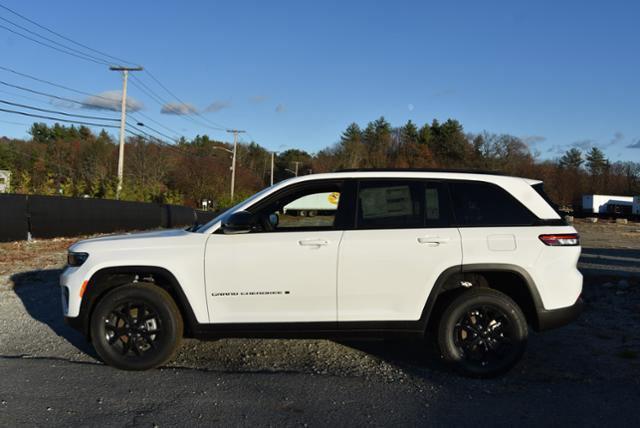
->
(449, 181, 537, 226)
(251, 182, 343, 232)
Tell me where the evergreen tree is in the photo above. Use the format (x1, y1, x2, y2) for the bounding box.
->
(585, 147, 609, 176)
(559, 148, 583, 169)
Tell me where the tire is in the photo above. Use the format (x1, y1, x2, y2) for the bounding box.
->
(90, 284, 183, 370)
(437, 288, 527, 378)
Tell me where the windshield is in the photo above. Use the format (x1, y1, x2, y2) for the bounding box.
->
(193, 185, 276, 232)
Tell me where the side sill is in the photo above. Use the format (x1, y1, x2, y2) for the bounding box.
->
(190, 321, 426, 340)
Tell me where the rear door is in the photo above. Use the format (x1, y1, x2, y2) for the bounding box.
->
(337, 179, 462, 322)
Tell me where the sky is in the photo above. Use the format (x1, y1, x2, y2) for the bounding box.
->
(0, 0, 639, 161)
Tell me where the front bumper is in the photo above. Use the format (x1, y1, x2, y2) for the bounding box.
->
(536, 297, 584, 331)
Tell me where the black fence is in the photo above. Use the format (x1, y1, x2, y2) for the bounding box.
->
(0, 194, 218, 242)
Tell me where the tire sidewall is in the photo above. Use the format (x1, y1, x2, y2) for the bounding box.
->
(90, 284, 182, 370)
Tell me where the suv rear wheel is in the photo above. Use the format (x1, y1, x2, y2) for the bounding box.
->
(437, 288, 527, 377)
(90, 284, 183, 370)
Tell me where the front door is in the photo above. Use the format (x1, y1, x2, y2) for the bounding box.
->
(204, 181, 348, 324)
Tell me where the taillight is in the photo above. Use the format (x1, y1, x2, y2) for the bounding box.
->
(538, 233, 580, 246)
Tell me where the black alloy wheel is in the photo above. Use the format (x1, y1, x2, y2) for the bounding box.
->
(90, 284, 183, 370)
(104, 301, 162, 357)
(438, 288, 527, 377)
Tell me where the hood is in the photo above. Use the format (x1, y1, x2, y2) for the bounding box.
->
(69, 228, 200, 253)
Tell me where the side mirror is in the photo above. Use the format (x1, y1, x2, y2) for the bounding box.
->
(268, 213, 279, 227)
(222, 210, 255, 234)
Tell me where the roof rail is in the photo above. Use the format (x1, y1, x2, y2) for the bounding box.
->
(334, 167, 508, 176)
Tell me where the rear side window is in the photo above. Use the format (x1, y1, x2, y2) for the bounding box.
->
(356, 180, 450, 229)
(449, 181, 537, 226)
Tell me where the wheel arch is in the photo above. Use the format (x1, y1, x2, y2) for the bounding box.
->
(422, 264, 544, 332)
(77, 265, 199, 339)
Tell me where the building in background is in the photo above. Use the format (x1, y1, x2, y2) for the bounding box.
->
(0, 170, 10, 193)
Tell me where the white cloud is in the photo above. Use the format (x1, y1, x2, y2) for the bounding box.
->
(160, 102, 198, 115)
(205, 100, 232, 113)
(83, 90, 143, 112)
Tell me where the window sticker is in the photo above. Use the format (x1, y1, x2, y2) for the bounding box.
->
(360, 186, 413, 219)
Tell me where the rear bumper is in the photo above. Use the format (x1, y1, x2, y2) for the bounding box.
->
(536, 298, 584, 331)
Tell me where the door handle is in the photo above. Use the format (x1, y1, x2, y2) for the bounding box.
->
(298, 239, 329, 247)
(417, 236, 450, 245)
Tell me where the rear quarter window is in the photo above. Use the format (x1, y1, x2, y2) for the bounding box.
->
(532, 183, 562, 216)
(449, 181, 537, 226)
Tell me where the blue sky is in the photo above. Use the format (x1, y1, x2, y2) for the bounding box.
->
(0, 0, 639, 161)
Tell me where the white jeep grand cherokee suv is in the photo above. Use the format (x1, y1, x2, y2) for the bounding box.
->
(61, 169, 583, 377)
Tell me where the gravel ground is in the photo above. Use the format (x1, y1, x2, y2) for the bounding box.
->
(1, 220, 639, 426)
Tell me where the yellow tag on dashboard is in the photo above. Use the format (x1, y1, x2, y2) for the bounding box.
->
(328, 192, 340, 205)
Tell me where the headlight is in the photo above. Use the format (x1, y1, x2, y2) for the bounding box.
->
(67, 252, 89, 267)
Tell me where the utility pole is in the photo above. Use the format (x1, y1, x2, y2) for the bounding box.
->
(226, 129, 245, 200)
(110, 66, 143, 199)
(270, 152, 275, 186)
(292, 161, 302, 177)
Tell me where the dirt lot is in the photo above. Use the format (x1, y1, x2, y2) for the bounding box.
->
(1, 220, 639, 426)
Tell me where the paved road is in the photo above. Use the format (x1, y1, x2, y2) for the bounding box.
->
(1, 356, 639, 427)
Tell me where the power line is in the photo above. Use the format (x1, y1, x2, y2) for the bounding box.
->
(0, 99, 119, 122)
(0, 86, 54, 105)
(0, 5, 250, 144)
(0, 15, 112, 66)
(0, 65, 114, 102)
(130, 111, 182, 140)
(143, 70, 228, 130)
(0, 22, 110, 66)
(128, 76, 171, 107)
(0, 2, 138, 66)
(0, 106, 120, 128)
(0, 67, 187, 142)
(125, 126, 209, 159)
(128, 114, 180, 142)
(0, 79, 88, 107)
(129, 75, 226, 133)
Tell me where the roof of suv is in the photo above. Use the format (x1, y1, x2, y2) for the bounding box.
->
(336, 167, 510, 175)
(282, 169, 542, 186)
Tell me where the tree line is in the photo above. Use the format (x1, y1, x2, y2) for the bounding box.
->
(0, 119, 638, 210)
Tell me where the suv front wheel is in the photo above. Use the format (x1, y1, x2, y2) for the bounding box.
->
(438, 288, 528, 377)
(90, 284, 183, 370)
